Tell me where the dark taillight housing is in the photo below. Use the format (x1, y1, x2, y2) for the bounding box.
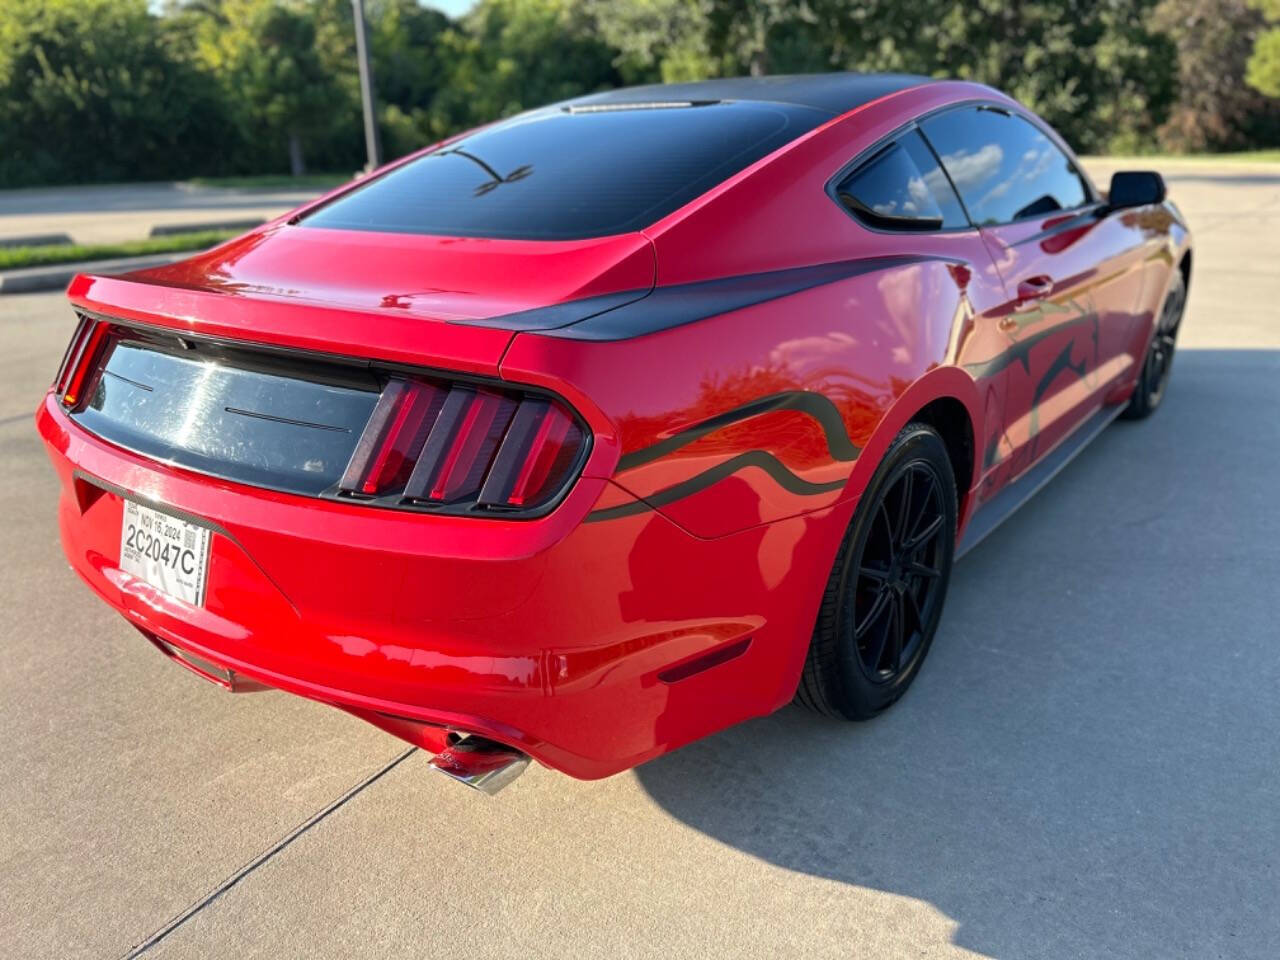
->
(53, 314, 590, 519)
(338, 376, 587, 514)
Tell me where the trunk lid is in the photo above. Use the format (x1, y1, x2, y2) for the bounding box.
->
(69, 224, 655, 376)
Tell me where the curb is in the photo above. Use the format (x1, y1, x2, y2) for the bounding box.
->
(149, 218, 265, 236)
(0, 233, 74, 248)
(0, 253, 185, 295)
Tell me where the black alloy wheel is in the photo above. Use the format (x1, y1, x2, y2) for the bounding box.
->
(851, 460, 947, 684)
(797, 423, 957, 720)
(1124, 270, 1186, 419)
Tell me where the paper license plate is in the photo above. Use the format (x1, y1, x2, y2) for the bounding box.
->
(120, 500, 211, 606)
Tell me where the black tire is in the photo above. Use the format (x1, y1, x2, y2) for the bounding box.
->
(1122, 270, 1186, 420)
(796, 423, 957, 720)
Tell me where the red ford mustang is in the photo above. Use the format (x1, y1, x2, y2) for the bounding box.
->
(37, 74, 1190, 794)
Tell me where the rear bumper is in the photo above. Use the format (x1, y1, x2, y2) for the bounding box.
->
(37, 393, 829, 779)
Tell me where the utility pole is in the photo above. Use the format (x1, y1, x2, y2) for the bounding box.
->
(351, 0, 382, 173)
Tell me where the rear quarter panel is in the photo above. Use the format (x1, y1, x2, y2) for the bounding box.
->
(503, 257, 984, 540)
(503, 82, 1012, 541)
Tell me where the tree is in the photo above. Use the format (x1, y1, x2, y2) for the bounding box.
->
(820, 0, 1177, 154)
(1153, 0, 1280, 150)
(0, 0, 232, 186)
(431, 0, 624, 133)
(1247, 0, 1280, 96)
(3, 0, 1278, 189)
(579, 0, 711, 82)
(583, 0, 1177, 153)
(182, 0, 353, 174)
(363, 0, 457, 157)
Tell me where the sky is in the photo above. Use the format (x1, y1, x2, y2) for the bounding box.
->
(422, 0, 478, 15)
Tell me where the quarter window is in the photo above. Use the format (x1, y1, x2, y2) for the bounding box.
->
(835, 129, 968, 231)
(920, 106, 1090, 226)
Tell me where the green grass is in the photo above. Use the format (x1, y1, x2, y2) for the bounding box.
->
(183, 172, 350, 190)
(0, 229, 239, 271)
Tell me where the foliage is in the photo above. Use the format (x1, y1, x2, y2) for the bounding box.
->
(1247, 0, 1280, 96)
(1153, 0, 1280, 150)
(579, 0, 713, 82)
(177, 0, 351, 174)
(583, 0, 1180, 154)
(430, 0, 624, 135)
(0, 0, 233, 186)
(1, 0, 1278, 188)
(363, 0, 453, 156)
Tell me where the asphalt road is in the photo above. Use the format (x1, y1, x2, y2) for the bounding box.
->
(0, 182, 326, 245)
(1, 165, 1277, 960)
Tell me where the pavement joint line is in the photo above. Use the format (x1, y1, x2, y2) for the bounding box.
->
(118, 746, 418, 959)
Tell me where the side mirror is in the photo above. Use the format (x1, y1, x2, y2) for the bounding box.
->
(1108, 171, 1166, 210)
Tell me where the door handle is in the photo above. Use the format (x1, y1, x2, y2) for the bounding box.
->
(1016, 275, 1054, 303)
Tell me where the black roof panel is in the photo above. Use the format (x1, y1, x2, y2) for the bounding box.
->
(567, 73, 932, 115)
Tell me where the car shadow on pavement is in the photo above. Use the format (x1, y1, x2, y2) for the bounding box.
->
(635, 349, 1280, 959)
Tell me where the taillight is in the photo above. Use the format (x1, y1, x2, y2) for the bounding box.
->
(54, 315, 109, 408)
(52, 313, 589, 518)
(339, 377, 587, 515)
(340, 379, 446, 496)
(53, 316, 91, 394)
(481, 401, 581, 507)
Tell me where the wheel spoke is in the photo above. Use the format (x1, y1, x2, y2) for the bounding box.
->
(904, 514, 944, 552)
(906, 559, 941, 579)
(894, 468, 914, 543)
(888, 593, 905, 673)
(905, 471, 938, 544)
(876, 501, 897, 561)
(863, 610, 891, 672)
(854, 587, 893, 639)
(902, 585, 925, 640)
(859, 564, 891, 584)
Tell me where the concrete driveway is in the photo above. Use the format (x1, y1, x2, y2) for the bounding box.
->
(1, 164, 1277, 959)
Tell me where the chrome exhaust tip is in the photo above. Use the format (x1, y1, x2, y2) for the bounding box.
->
(428, 734, 530, 796)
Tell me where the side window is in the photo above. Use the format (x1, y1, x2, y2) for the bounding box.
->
(835, 129, 969, 231)
(919, 106, 1090, 226)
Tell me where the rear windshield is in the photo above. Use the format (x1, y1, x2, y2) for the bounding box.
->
(301, 101, 829, 240)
